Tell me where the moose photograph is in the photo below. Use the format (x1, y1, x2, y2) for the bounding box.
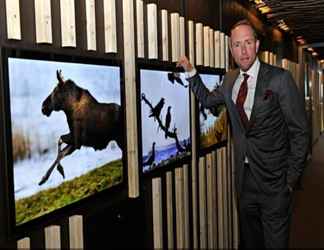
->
(8, 57, 124, 225)
(198, 73, 228, 150)
(140, 68, 191, 173)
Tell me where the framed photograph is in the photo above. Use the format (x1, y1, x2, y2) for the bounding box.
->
(0, 48, 126, 236)
(196, 67, 227, 154)
(137, 62, 191, 174)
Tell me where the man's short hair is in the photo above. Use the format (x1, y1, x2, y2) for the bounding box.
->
(230, 19, 258, 39)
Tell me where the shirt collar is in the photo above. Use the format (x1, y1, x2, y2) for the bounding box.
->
(240, 57, 260, 80)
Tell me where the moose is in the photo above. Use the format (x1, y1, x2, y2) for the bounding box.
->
(39, 70, 124, 185)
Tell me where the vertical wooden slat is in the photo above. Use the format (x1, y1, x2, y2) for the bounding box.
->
(5, 0, 21, 40)
(85, 0, 96, 50)
(220, 32, 225, 69)
(103, 0, 117, 53)
(166, 171, 174, 249)
(203, 26, 210, 67)
(199, 157, 207, 248)
(183, 164, 190, 249)
(212, 151, 219, 249)
(214, 30, 220, 68)
(60, 0, 76, 47)
(195, 23, 203, 66)
(34, 0, 52, 43)
(225, 35, 229, 72)
(171, 12, 180, 62)
(69, 215, 84, 249)
(217, 149, 224, 248)
(161, 9, 169, 61)
(189, 19, 198, 250)
(206, 153, 217, 248)
(222, 147, 229, 248)
(17, 237, 30, 250)
(136, 0, 144, 57)
(147, 3, 158, 59)
(179, 16, 185, 58)
(175, 167, 185, 249)
(152, 177, 163, 249)
(209, 28, 214, 68)
(45, 225, 61, 249)
(123, 0, 139, 197)
(188, 20, 195, 64)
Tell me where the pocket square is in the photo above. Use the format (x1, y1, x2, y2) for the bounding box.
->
(263, 89, 273, 100)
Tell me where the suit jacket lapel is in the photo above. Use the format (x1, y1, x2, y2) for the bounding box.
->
(224, 69, 247, 131)
(248, 62, 270, 129)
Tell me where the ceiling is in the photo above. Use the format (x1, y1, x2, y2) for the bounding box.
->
(248, 0, 324, 61)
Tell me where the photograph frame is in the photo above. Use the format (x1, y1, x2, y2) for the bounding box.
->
(136, 59, 192, 178)
(0, 47, 128, 240)
(195, 66, 228, 156)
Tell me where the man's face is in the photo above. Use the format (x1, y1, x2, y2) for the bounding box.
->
(230, 24, 260, 71)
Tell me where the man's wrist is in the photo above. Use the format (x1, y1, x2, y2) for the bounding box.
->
(185, 67, 197, 79)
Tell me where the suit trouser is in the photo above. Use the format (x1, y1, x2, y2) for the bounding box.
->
(238, 165, 293, 249)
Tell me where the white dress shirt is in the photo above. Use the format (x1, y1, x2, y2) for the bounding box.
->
(232, 58, 260, 120)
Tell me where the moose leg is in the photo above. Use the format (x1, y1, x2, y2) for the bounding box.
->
(38, 144, 75, 185)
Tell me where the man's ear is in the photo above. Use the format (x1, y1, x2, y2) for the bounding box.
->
(255, 39, 260, 53)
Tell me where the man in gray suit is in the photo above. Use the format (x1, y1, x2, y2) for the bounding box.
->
(177, 19, 309, 249)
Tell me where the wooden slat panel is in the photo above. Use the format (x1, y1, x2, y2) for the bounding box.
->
(34, 0, 52, 44)
(69, 215, 84, 249)
(217, 149, 224, 249)
(161, 9, 169, 61)
(212, 151, 219, 249)
(85, 0, 96, 50)
(45, 225, 61, 249)
(17, 237, 30, 250)
(209, 28, 214, 68)
(175, 167, 185, 249)
(195, 23, 203, 66)
(179, 16, 185, 58)
(225, 35, 229, 72)
(5, 0, 21, 40)
(171, 12, 180, 62)
(103, 0, 117, 53)
(147, 3, 158, 59)
(60, 0, 76, 47)
(227, 137, 233, 249)
(123, 0, 139, 198)
(214, 30, 220, 68)
(220, 32, 225, 69)
(203, 26, 209, 67)
(206, 153, 217, 248)
(199, 157, 207, 248)
(188, 20, 195, 64)
(166, 171, 174, 249)
(222, 147, 229, 249)
(136, 0, 144, 58)
(189, 19, 198, 249)
(152, 177, 163, 249)
(182, 164, 190, 249)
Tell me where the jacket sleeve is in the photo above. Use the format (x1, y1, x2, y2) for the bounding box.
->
(278, 70, 310, 190)
(187, 73, 226, 108)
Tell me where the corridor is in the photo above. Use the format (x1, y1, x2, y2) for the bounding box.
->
(290, 134, 324, 248)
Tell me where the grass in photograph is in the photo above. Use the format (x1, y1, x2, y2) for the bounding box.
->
(15, 159, 123, 225)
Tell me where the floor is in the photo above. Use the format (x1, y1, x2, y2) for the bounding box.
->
(290, 134, 324, 248)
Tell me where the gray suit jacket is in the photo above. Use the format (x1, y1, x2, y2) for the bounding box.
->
(189, 61, 309, 196)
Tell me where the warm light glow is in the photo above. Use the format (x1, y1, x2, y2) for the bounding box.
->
(312, 52, 318, 56)
(307, 47, 314, 52)
(259, 6, 271, 14)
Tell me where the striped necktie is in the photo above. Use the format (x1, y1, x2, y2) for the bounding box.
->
(236, 73, 249, 128)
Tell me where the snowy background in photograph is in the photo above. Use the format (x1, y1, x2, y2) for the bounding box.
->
(140, 69, 190, 172)
(8, 58, 122, 200)
(199, 74, 221, 133)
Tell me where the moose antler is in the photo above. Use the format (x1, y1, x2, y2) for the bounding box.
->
(56, 70, 65, 85)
